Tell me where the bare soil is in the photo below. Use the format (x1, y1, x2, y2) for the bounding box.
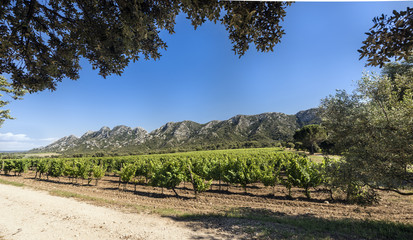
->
(0, 183, 227, 240)
(0, 172, 412, 239)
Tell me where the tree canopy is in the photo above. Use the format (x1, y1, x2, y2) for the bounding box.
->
(321, 60, 413, 195)
(359, 7, 413, 67)
(0, 75, 25, 126)
(293, 124, 326, 155)
(0, 0, 291, 93)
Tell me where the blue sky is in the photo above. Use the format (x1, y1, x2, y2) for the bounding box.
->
(1, 2, 411, 151)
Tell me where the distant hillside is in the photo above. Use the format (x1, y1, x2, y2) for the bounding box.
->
(31, 108, 321, 155)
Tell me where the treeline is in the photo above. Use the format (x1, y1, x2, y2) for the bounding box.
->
(61, 140, 284, 157)
(0, 148, 377, 204)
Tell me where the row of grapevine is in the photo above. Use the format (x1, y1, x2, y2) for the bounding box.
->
(1, 158, 106, 185)
(1, 159, 28, 176)
(0, 148, 329, 199)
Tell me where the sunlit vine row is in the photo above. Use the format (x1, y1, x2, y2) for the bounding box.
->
(0, 148, 330, 199)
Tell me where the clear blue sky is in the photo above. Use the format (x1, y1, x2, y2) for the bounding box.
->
(1, 2, 411, 151)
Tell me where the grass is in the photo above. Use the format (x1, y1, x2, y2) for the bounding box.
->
(284, 148, 341, 163)
(308, 154, 341, 163)
(23, 152, 61, 158)
(50, 189, 184, 217)
(178, 207, 413, 240)
(50, 189, 119, 205)
(152, 207, 184, 216)
(0, 178, 24, 187)
(140, 147, 285, 158)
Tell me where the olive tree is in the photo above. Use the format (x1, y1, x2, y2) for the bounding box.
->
(321, 62, 413, 196)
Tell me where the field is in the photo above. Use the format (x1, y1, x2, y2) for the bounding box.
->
(1, 148, 412, 239)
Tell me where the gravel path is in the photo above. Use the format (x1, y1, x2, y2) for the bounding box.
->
(0, 184, 216, 240)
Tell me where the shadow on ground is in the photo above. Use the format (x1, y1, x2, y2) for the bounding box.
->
(168, 207, 413, 240)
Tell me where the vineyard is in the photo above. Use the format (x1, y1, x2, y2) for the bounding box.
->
(1, 148, 413, 239)
(1, 148, 337, 200)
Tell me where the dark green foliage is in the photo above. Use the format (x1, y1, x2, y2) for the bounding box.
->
(119, 163, 137, 190)
(224, 156, 261, 193)
(36, 159, 50, 179)
(13, 159, 28, 175)
(359, 7, 413, 67)
(0, 76, 25, 126)
(48, 159, 64, 178)
(282, 155, 322, 198)
(293, 124, 327, 154)
(294, 159, 323, 199)
(134, 158, 153, 183)
(191, 173, 211, 195)
(319, 139, 336, 155)
(187, 157, 209, 179)
(2, 160, 15, 175)
(75, 160, 93, 184)
(321, 157, 380, 204)
(1, 1, 291, 93)
(63, 159, 77, 182)
(150, 159, 184, 196)
(260, 157, 282, 195)
(92, 152, 105, 157)
(208, 157, 227, 191)
(103, 158, 116, 173)
(92, 165, 106, 186)
(186, 162, 211, 198)
(294, 141, 303, 151)
(321, 61, 413, 196)
(285, 142, 295, 149)
(4, 147, 393, 204)
(381, 57, 413, 82)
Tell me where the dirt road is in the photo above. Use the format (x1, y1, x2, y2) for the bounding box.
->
(0, 184, 221, 240)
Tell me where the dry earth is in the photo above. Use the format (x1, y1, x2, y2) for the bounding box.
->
(0, 172, 412, 239)
(0, 183, 238, 240)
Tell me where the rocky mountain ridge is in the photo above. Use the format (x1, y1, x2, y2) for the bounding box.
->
(31, 108, 320, 154)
